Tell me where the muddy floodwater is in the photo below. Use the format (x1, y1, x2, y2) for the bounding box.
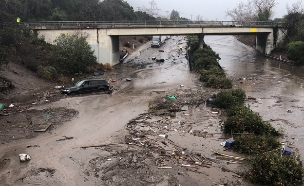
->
(205, 36, 304, 162)
(0, 35, 304, 186)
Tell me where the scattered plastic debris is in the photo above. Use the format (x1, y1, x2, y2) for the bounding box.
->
(165, 95, 176, 100)
(0, 103, 4, 111)
(220, 140, 233, 148)
(54, 85, 63, 89)
(158, 134, 168, 138)
(19, 153, 31, 162)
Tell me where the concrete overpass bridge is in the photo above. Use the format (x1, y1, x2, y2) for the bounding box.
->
(22, 21, 286, 66)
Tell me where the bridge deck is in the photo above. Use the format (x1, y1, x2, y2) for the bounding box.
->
(21, 21, 286, 30)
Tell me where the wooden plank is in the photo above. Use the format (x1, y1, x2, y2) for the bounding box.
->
(34, 124, 51, 132)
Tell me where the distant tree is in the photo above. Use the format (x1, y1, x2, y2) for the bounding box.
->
(226, 0, 277, 21)
(0, 26, 21, 64)
(21, 0, 52, 21)
(179, 17, 189, 21)
(135, 11, 156, 21)
(0, 0, 23, 22)
(226, 2, 256, 21)
(253, 0, 277, 21)
(170, 10, 180, 21)
(99, 0, 136, 21)
(284, 1, 304, 41)
(49, 8, 67, 21)
(77, 0, 101, 21)
(48, 33, 97, 75)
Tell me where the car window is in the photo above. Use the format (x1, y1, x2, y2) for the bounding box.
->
(99, 80, 106, 85)
(91, 80, 99, 85)
(75, 80, 85, 87)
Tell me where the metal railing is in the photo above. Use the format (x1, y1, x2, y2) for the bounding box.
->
(20, 20, 286, 28)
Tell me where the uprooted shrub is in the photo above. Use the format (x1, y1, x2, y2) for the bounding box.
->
(223, 105, 279, 136)
(232, 135, 281, 155)
(248, 151, 304, 186)
(148, 96, 180, 111)
(212, 88, 246, 109)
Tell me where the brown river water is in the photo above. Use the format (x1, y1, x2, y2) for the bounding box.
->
(206, 35, 304, 162)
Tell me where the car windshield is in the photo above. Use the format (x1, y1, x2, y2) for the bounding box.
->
(75, 80, 85, 87)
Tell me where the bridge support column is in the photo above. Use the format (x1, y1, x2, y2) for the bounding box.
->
(256, 32, 274, 54)
(95, 29, 120, 66)
(198, 34, 205, 48)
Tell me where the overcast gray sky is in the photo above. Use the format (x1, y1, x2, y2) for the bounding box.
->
(125, 0, 301, 20)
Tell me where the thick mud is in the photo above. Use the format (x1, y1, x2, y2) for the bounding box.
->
(0, 35, 303, 186)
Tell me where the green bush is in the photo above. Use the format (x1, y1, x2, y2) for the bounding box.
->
(223, 106, 279, 135)
(232, 135, 280, 155)
(37, 66, 58, 80)
(30, 35, 46, 45)
(191, 46, 221, 71)
(212, 89, 246, 109)
(199, 65, 225, 82)
(287, 41, 304, 65)
(186, 35, 199, 56)
(48, 33, 97, 75)
(205, 75, 232, 89)
(249, 151, 304, 186)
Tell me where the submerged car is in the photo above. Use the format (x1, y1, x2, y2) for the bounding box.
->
(61, 79, 112, 95)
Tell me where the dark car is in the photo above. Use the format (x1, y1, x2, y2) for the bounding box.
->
(61, 79, 112, 95)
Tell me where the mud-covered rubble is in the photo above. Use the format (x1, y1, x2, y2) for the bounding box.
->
(0, 107, 78, 143)
(83, 89, 245, 185)
(18, 168, 57, 184)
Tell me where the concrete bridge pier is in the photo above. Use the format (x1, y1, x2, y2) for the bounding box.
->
(256, 32, 273, 54)
(198, 34, 205, 48)
(96, 30, 120, 66)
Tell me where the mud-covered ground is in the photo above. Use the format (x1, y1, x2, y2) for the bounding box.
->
(0, 35, 303, 186)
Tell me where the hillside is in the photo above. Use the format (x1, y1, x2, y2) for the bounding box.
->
(0, 35, 150, 101)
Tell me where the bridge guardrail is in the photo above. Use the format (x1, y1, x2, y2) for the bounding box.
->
(20, 21, 287, 28)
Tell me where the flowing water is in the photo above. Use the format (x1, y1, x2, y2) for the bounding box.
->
(206, 35, 304, 161)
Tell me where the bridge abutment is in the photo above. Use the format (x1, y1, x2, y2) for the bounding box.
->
(256, 33, 273, 54)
